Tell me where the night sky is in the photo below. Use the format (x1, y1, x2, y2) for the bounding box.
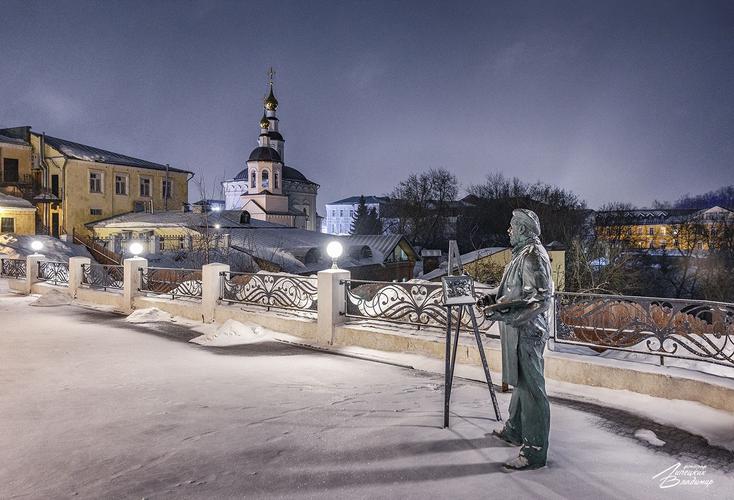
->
(2, 0, 733, 211)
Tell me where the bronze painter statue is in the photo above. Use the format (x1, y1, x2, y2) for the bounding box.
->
(477, 209, 553, 471)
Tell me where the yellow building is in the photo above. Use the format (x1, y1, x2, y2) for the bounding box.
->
(0, 126, 192, 239)
(0, 193, 36, 235)
(595, 207, 734, 251)
(1, 129, 38, 234)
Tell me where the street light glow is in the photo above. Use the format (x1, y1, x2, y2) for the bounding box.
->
(30, 240, 43, 252)
(129, 242, 144, 256)
(326, 241, 343, 269)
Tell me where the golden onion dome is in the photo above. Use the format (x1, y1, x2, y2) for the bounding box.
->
(259, 113, 269, 129)
(264, 85, 278, 111)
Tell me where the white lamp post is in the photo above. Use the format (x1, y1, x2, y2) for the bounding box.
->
(326, 241, 343, 269)
(128, 242, 144, 257)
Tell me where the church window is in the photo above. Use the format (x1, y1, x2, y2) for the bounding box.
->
(250, 170, 256, 188)
(240, 211, 251, 224)
(274, 172, 279, 189)
(262, 170, 270, 189)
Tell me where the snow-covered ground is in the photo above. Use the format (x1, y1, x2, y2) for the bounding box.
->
(1, 281, 733, 499)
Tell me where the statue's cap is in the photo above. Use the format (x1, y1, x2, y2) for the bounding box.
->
(512, 209, 541, 236)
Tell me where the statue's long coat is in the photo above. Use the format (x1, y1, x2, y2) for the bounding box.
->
(495, 242, 553, 386)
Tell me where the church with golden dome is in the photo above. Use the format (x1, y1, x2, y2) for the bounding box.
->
(223, 70, 320, 231)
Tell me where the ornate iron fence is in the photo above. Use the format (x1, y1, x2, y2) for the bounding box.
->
(220, 272, 318, 314)
(37, 261, 69, 286)
(81, 264, 124, 291)
(139, 267, 202, 299)
(554, 291, 734, 368)
(342, 279, 498, 335)
(1, 258, 26, 279)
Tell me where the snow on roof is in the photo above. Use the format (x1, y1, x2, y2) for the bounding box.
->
(0, 234, 92, 261)
(0, 193, 35, 209)
(37, 133, 191, 174)
(421, 247, 508, 280)
(327, 195, 390, 205)
(0, 133, 30, 146)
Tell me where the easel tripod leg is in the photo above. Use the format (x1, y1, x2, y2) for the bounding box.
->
(443, 306, 452, 428)
(469, 308, 502, 421)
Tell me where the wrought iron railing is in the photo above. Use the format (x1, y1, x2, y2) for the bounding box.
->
(139, 267, 202, 299)
(342, 279, 498, 335)
(81, 264, 124, 291)
(37, 261, 69, 286)
(220, 272, 318, 313)
(1, 258, 26, 279)
(554, 292, 734, 368)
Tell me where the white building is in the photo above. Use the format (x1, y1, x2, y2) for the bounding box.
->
(222, 71, 320, 231)
(322, 195, 390, 235)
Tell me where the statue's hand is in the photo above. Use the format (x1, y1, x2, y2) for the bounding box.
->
(476, 294, 496, 309)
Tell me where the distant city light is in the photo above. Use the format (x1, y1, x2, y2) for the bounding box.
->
(30, 240, 43, 252)
(129, 242, 144, 256)
(326, 241, 343, 269)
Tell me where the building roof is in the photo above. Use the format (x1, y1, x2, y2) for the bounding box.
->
(0, 133, 30, 146)
(192, 199, 225, 206)
(85, 210, 283, 229)
(232, 164, 318, 186)
(327, 195, 391, 205)
(0, 193, 35, 209)
(268, 131, 284, 141)
(36, 133, 191, 174)
(342, 234, 416, 260)
(594, 208, 700, 226)
(282, 166, 318, 186)
(248, 146, 282, 163)
(421, 247, 508, 280)
(86, 210, 412, 274)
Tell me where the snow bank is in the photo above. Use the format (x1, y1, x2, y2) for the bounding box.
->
(190, 319, 266, 347)
(634, 429, 666, 447)
(125, 307, 175, 323)
(0, 234, 92, 262)
(553, 342, 734, 379)
(30, 290, 72, 307)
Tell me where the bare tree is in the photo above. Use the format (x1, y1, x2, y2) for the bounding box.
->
(389, 168, 459, 249)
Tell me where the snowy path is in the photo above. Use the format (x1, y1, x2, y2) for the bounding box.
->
(1, 290, 732, 499)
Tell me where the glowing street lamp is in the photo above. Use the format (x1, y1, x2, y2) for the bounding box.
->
(326, 241, 343, 269)
(30, 240, 43, 253)
(128, 242, 144, 256)
(214, 223, 221, 229)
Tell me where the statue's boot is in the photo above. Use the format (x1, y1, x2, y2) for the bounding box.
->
(491, 428, 521, 446)
(502, 454, 546, 471)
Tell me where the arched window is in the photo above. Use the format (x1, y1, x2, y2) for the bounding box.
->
(250, 170, 256, 189)
(262, 170, 269, 189)
(274, 172, 279, 189)
(240, 211, 251, 224)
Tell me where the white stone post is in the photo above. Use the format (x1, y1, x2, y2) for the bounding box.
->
(317, 268, 350, 345)
(123, 257, 147, 314)
(202, 263, 229, 323)
(25, 253, 45, 294)
(68, 256, 91, 299)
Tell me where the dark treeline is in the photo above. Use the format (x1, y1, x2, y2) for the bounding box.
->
(377, 170, 734, 302)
